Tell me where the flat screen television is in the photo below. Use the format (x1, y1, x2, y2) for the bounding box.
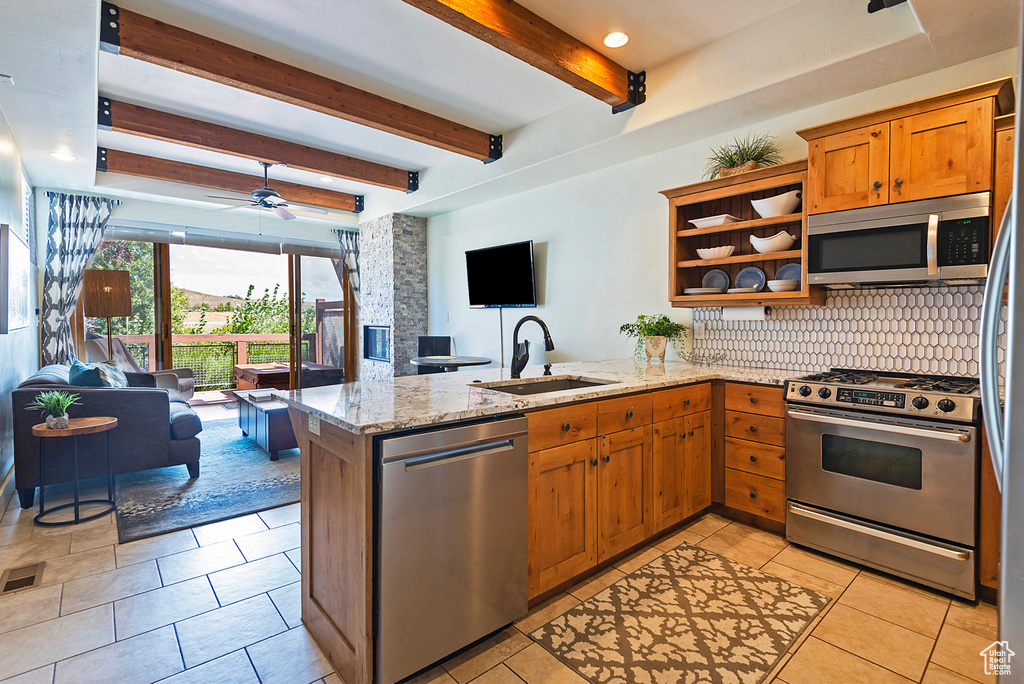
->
(466, 240, 537, 308)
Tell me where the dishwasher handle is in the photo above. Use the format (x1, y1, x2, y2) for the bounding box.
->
(402, 439, 517, 471)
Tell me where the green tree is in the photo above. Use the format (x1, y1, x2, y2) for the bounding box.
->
(87, 240, 155, 336)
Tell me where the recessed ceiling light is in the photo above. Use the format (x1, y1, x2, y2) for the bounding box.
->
(319, 176, 333, 183)
(49, 152, 77, 162)
(603, 31, 629, 48)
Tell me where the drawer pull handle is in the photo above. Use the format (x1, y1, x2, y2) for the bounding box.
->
(563, 423, 571, 432)
(873, 181, 883, 189)
(684, 399, 690, 406)
(749, 425, 758, 433)
(689, 430, 694, 437)
(749, 455, 758, 462)
(749, 491, 757, 499)
(626, 410, 634, 419)
(603, 455, 610, 464)
(894, 177, 904, 186)
(749, 397, 758, 404)
(591, 458, 598, 467)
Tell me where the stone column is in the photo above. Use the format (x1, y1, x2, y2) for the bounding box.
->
(358, 213, 427, 380)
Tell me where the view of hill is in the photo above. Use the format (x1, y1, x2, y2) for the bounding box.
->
(178, 288, 244, 310)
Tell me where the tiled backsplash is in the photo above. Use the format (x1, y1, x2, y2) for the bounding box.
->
(692, 285, 1005, 377)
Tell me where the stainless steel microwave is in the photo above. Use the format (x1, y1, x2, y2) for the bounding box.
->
(807, 192, 991, 287)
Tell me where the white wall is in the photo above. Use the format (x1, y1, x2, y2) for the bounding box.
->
(426, 50, 1018, 372)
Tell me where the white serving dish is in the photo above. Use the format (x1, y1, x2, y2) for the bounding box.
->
(726, 287, 759, 294)
(696, 245, 736, 260)
(749, 231, 797, 254)
(751, 190, 802, 218)
(683, 287, 726, 295)
(689, 214, 741, 228)
(767, 279, 800, 292)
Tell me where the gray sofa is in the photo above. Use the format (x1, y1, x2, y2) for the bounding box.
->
(13, 365, 203, 509)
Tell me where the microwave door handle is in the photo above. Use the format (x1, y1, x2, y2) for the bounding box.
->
(786, 409, 972, 443)
(927, 213, 939, 275)
(980, 196, 1012, 493)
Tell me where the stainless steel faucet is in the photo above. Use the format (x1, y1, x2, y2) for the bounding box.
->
(510, 316, 554, 379)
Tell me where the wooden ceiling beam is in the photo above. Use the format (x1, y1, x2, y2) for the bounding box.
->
(97, 148, 363, 213)
(99, 97, 418, 193)
(400, 0, 645, 112)
(99, 2, 501, 162)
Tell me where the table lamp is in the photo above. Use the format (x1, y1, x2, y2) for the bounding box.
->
(83, 269, 132, 360)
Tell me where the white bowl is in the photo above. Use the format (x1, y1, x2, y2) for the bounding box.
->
(751, 190, 802, 218)
(767, 279, 800, 292)
(689, 214, 740, 228)
(749, 231, 797, 254)
(696, 245, 736, 260)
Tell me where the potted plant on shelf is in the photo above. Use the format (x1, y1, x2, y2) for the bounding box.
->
(704, 132, 783, 179)
(619, 315, 689, 364)
(26, 390, 82, 429)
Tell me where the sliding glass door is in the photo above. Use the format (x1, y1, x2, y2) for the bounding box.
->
(290, 254, 352, 388)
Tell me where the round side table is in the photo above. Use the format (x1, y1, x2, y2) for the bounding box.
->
(410, 356, 492, 372)
(32, 417, 118, 526)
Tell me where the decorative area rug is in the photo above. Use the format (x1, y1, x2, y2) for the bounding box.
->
(531, 544, 830, 684)
(115, 417, 300, 543)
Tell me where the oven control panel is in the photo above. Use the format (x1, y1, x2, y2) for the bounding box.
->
(836, 388, 905, 409)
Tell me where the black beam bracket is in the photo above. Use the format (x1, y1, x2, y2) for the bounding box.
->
(612, 71, 646, 114)
(407, 171, 419, 193)
(483, 134, 502, 164)
(99, 2, 120, 54)
(354, 195, 365, 213)
(867, 0, 907, 12)
(98, 97, 112, 130)
(96, 148, 108, 172)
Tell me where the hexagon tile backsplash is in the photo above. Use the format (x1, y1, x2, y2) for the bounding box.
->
(692, 285, 1006, 378)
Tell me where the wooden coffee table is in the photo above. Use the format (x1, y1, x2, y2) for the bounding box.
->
(236, 390, 297, 460)
(234, 362, 345, 390)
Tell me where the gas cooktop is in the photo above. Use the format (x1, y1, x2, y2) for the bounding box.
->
(784, 369, 980, 423)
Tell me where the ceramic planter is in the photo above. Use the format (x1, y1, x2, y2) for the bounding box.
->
(45, 414, 69, 429)
(644, 335, 668, 363)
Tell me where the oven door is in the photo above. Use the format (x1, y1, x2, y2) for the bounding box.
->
(785, 406, 977, 545)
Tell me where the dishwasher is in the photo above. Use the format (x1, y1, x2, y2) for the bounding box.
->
(375, 416, 529, 684)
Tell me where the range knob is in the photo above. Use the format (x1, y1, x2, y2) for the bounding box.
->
(798, 385, 812, 397)
(937, 398, 956, 413)
(818, 387, 832, 399)
(911, 396, 929, 410)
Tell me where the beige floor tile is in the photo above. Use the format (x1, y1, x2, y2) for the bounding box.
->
(53, 624, 183, 684)
(614, 545, 664, 574)
(697, 529, 782, 569)
(0, 664, 55, 684)
(32, 513, 111, 540)
(443, 628, 531, 683)
(37, 545, 115, 586)
(505, 643, 588, 684)
(838, 574, 950, 638)
(722, 521, 789, 549)
(813, 603, 934, 680)
(114, 529, 197, 568)
(653, 527, 704, 552)
(114, 575, 218, 639)
(0, 521, 34, 548)
(235, 522, 301, 562)
(323, 675, 345, 684)
(781, 637, 914, 684)
(0, 583, 62, 635)
(931, 624, 997, 683)
(471, 664, 525, 684)
(156, 649, 260, 684)
(772, 545, 859, 586)
(269, 581, 302, 628)
(402, 667, 455, 684)
(567, 567, 625, 601)
(192, 513, 268, 547)
(60, 559, 161, 615)
(684, 513, 731, 537)
(258, 503, 300, 529)
(0, 532, 72, 568)
(944, 600, 999, 641)
(156, 539, 246, 585)
(765, 653, 792, 683)
(176, 593, 287, 668)
(286, 547, 301, 572)
(761, 561, 845, 599)
(787, 602, 837, 655)
(0, 604, 113, 679)
(246, 626, 333, 684)
(68, 522, 119, 554)
(208, 553, 300, 605)
(922, 663, 980, 683)
(513, 593, 580, 635)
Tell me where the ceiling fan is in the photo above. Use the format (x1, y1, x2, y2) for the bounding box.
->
(207, 161, 330, 220)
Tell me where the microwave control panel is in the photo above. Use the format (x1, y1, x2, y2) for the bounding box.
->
(836, 388, 906, 409)
(940, 217, 989, 266)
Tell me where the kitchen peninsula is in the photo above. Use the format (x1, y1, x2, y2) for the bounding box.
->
(277, 359, 799, 684)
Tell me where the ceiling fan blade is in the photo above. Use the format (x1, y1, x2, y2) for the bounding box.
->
(272, 205, 296, 220)
(205, 194, 251, 201)
(218, 204, 252, 212)
(289, 204, 329, 215)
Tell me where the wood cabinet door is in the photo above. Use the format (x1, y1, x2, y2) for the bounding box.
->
(651, 419, 687, 533)
(808, 124, 889, 214)
(889, 99, 994, 203)
(685, 411, 712, 515)
(597, 427, 650, 562)
(979, 429, 1001, 591)
(528, 440, 598, 598)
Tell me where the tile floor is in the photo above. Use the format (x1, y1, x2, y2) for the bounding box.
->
(0, 493, 999, 684)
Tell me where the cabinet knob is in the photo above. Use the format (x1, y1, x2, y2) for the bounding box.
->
(749, 396, 758, 404)
(591, 458, 598, 467)
(873, 181, 883, 189)
(689, 430, 694, 437)
(749, 425, 758, 433)
(750, 455, 758, 462)
(626, 410, 634, 419)
(563, 423, 571, 432)
(871, 131, 879, 138)
(894, 177, 904, 186)
(603, 455, 610, 463)
(684, 399, 690, 406)
(749, 491, 758, 499)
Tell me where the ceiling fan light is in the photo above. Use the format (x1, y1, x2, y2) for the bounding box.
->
(319, 176, 333, 183)
(603, 31, 628, 48)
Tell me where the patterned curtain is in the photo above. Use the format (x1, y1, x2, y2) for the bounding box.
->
(41, 193, 115, 365)
(334, 229, 360, 307)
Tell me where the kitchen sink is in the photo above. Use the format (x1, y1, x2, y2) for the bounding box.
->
(474, 375, 619, 396)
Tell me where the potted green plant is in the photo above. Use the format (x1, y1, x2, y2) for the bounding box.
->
(704, 132, 783, 179)
(26, 390, 82, 429)
(619, 315, 688, 364)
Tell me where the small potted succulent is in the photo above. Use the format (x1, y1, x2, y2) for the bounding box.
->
(704, 132, 783, 179)
(619, 315, 689, 364)
(26, 390, 82, 429)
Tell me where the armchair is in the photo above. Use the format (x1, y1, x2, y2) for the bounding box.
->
(85, 337, 195, 399)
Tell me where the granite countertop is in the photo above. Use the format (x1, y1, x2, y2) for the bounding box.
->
(274, 359, 808, 435)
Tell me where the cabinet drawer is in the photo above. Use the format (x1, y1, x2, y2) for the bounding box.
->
(528, 403, 597, 452)
(725, 468, 786, 523)
(725, 410, 785, 447)
(598, 394, 653, 435)
(652, 383, 711, 422)
(725, 383, 784, 418)
(725, 437, 786, 481)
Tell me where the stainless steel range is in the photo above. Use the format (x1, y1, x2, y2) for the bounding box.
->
(784, 369, 981, 599)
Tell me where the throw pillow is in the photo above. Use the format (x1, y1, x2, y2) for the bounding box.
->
(69, 360, 104, 386)
(97, 362, 128, 388)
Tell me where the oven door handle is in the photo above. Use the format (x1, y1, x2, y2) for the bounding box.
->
(927, 213, 940, 275)
(786, 409, 972, 443)
(788, 503, 972, 561)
